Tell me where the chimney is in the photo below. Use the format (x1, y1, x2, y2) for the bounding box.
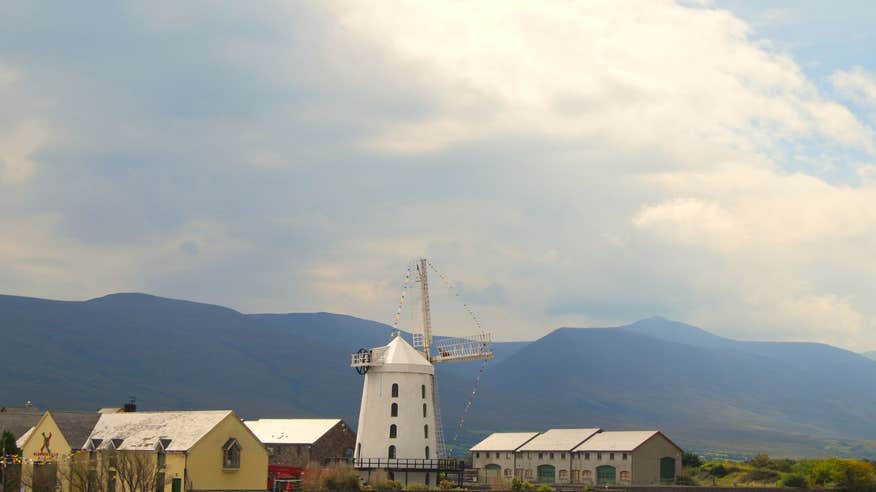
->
(124, 397, 136, 413)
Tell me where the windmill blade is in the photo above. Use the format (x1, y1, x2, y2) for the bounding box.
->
(432, 333, 494, 363)
(415, 258, 433, 355)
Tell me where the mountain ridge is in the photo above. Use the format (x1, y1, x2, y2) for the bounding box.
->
(3, 292, 876, 458)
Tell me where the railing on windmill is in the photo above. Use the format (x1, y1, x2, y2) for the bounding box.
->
(351, 346, 387, 368)
(353, 458, 465, 471)
(431, 333, 494, 363)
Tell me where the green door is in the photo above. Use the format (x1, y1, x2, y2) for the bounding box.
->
(172, 478, 182, 492)
(596, 466, 616, 485)
(537, 465, 556, 483)
(660, 457, 676, 482)
(485, 464, 501, 483)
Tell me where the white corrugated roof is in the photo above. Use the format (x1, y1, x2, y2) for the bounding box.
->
(85, 411, 232, 451)
(245, 419, 342, 444)
(518, 428, 601, 451)
(16, 426, 34, 448)
(382, 336, 431, 366)
(573, 431, 659, 452)
(470, 432, 539, 451)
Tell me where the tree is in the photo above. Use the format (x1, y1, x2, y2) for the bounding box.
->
(682, 452, 703, 468)
(114, 451, 168, 492)
(749, 454, 771, 469)
(1, 431, 19, 457)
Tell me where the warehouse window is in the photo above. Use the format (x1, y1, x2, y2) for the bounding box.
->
(620, 471, 630, 482)
(388, 445, 396, 459)
(550, 453, 555, 459)
(582, 470, 592, 480)
(561, 453, 565, 460)
(389, 424, 397, 439)
(496, 452, 500, 459)
(525, 470, 533, 479)
(223, 438, 241, 469)
(623, 453, 628, 460)
(476, 452, 480, 458)
(422, 384, 426, 398)
(424, 425, 429, 439)
(584, 453, 590, 460)
(423, 403, 427, 417)
(597, 453, 602, 460)
(610, 453, 615, 461)
(392, 383, 399, 398)
(560, 470, 568, 480)
(391, 403, 398, 417)
(538, 453, 543, 459)
(505, 469, 512, 477)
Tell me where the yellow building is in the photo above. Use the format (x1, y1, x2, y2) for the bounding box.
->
(15, 410, 101, 492)
(84, 410, 268, 492)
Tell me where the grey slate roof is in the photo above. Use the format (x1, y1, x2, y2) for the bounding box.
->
(0, 409, 42, 441)
(50, 411, 102, 451)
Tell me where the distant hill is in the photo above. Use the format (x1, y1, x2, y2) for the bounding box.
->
(863, 351, 876, 362)
(3, 293, 876, 458)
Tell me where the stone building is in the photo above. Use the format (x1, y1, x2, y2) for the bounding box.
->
(572, 431, 682, 485)
(515, 428, 601, 484)
(470, 428, 683, 486)
(470, 432, 538, 483)
(244, 418, 356, 467)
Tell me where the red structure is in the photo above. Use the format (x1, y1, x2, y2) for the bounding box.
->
(268, 465, 303, 492)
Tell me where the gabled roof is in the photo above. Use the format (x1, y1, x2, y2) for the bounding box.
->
(50, 411, 102, 451)
(85, 411, 232, 451)
(244, 419, 344, 445)
(0, 410, 42, 441)
(12, 410, 100, 451)
(573, 430, 680, 452)
(518, 428, 601, 452)
(470, 432, 540, 452)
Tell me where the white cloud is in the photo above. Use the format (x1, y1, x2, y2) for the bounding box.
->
(3, 1, 876, 350)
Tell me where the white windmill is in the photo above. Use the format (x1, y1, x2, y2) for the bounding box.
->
(351, 258, 493, 487)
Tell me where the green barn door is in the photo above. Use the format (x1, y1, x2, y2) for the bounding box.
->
(485, 464, 501, 483)
(172, 478, 182, 492)
(596, 466, 616, 485)
(660, 457, 676, 482)
(537, 465, 556, 483)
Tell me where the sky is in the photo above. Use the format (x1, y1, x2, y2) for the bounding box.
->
(2, 1, 876, 350)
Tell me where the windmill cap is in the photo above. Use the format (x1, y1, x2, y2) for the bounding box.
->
(373, 336, 434, 374)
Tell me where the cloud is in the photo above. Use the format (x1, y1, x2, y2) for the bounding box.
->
(2, 1, 876, 350)
(833, 67, 876, 111)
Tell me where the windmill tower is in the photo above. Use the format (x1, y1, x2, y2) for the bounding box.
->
(351, 258, 493, 486)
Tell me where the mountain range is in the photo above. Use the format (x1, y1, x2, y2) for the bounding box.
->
(2, 292, 876, 459)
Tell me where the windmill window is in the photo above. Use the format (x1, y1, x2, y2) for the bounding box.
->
(357, 444, 361, 459)
(390, 424, 397, 439)
(391, 403, 398, 417)
(424, 425, 429, 439)
(392, 383, 399, 398)
(423, 403, 427, 418)
(223, 438, 241, 469)
(421, 384, 426, 399)
(388, 445, 396, 459)
(425, 446, 430, 459)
